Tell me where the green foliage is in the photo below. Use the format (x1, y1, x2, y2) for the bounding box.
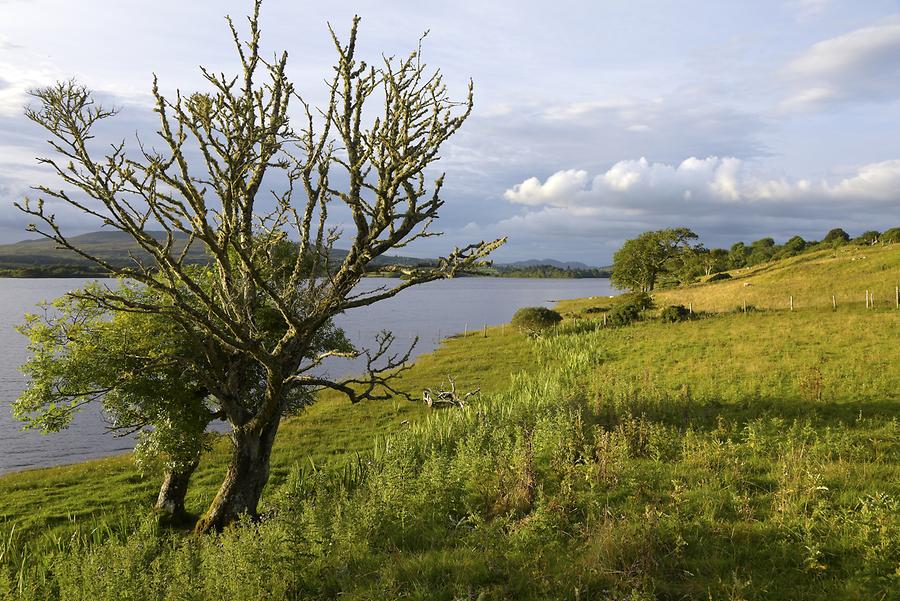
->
(823, 228, 850, 244)
(15, 283, 212, 471)
(489, 264, 610, 278)
(606, 292, 653, 327)
(511, 307, 562, 332)
(611, 228, 699, 292)
(854, 230, 881, 245)
(883, 227, 900, 243)
(14, 272, 351, 474)
(775, 235, 807, 259)
(659, 304, 690, 323)
(614, 291, 654, 311)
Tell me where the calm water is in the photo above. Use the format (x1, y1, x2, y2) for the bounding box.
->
(0, 277, 614, 474)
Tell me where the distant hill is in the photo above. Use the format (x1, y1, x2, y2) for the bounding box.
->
(0, 231, 435, 276)
(0, 231, 609, 278)
(499, 258, 605, 270)
(0, 231, 208, 269)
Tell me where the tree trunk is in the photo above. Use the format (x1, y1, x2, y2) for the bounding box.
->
(194, 415, 281, 533)
(154, 459, 199, 522)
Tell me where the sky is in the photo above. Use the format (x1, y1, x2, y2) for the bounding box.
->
(1, 0, 899, 264)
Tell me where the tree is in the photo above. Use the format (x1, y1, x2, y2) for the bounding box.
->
(16, 2, 503, 532)
(671, 246, 729, 284)
(705, 248, 729, 276)
(854, 230, 881, 245)
(775, 235, 807, 259)
(16, 282, 217, 520)
(882, 227, 900, 243)
(823, 228, 850, 245)
(610, 228, 699, 292)
(16, 261, 349, 521)
(727, 242, 749, 269)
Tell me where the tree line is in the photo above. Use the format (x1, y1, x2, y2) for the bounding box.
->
(611, 226, 900, 292)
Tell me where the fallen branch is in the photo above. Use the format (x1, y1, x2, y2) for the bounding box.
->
(422, 375, 480, 408)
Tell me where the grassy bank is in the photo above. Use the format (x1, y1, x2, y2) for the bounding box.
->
(0, 327, 534, 541)
(1, 247, 898, 599)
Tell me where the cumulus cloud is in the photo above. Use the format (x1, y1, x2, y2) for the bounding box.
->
(494, 156, 900, 258)
(506, 156, 900, 209)
(783, 18, 900, 110)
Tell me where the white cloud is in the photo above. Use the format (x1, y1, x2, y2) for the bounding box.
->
(506, 156, 900, 210)
(783, 18, 900, 110)
(505, 169, 589, 206)
(446, 156, 898, 260)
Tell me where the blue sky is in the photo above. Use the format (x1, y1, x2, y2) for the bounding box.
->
(1, 0, 899, 263)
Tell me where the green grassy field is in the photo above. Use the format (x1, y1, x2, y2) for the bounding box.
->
(0, 326, 534, 538)
(1, 245, 898, 600)
(658, 243, 899, 312)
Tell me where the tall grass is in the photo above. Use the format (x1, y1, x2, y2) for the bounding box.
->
(2, 246, 898, 599)
(3, 304, 897, 600)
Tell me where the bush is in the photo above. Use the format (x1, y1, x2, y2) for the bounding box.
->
(613, 292, 654, 311)
(707, 272, 732, 282)
(733, 304, 759, 313)
(583, 306, 608, 314)
(607, 293, 653, 327)
(511, 307, 562, 332)
(660, 305, 690, 323)
(882, 227, 900, 244)
(854, 230, 880, 245)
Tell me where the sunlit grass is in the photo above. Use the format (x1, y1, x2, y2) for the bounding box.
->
(1, 245, 898, 599)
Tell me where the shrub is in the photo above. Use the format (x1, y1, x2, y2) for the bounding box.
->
(606, 293, 653, 327)
(707, 272, 732, 282)
(511, 307, 562, 332)
(733, 304, 759, 313)
(583, 306, 608, 314)
(660, 305, 690, 323)
(882, 227, 900, 244)
(854, 230, 880, 245)
(613, 292, 654, 311)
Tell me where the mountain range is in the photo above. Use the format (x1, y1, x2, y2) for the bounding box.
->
(0, 231, 606, 273)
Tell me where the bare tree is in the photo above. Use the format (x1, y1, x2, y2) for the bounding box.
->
(17, 1, 503, 532)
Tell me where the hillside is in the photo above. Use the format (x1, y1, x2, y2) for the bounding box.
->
(658, 243, 900, 312)
(0, 231, 613, 278)
(0, 231, 209, 270)
(0, 231, 434, 275)
(2, 244, 898, 600)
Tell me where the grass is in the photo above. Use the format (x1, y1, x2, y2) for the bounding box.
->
(657, 243, 900, 312)
(1, 244, 898, 600)
(0, 325, 533, 545)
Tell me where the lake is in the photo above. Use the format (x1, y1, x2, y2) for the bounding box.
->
(0, 277, 615, 474)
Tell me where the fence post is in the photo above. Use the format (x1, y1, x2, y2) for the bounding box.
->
(832, 294, 836, 310)
(483, 324, 487, 338)
(896, 285, 899, 309)
(464, 323, 468, 337)
(790, 295, 793, 311)
(689, 302, 693, 315)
